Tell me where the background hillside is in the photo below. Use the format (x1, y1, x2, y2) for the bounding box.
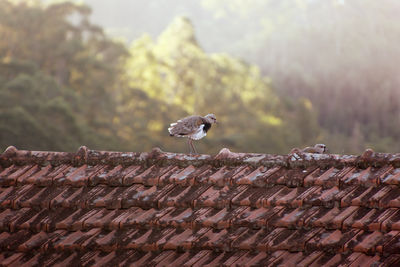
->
(1, 0, 399, 154)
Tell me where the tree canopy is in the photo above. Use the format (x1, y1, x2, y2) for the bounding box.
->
(2, 0, 398, 154)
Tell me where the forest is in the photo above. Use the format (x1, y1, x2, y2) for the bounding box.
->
(1, 0, 399, 155)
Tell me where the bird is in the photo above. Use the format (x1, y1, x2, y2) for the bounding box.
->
(168, 114, 217, 154)
(291, 143, 327, 154)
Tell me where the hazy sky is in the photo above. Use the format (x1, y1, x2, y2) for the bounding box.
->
(80, 1, 220, 49)
(75, 0, 258, 58)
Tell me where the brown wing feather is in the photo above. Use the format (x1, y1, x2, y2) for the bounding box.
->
(169, 115, 203, 136)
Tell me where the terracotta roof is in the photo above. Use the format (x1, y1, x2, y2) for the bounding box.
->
(1, 145, 400, 266)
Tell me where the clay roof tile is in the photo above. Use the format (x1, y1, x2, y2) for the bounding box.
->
(0, 146, 399, 265)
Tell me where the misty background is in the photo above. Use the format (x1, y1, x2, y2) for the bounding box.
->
(1, 0, 400, 154)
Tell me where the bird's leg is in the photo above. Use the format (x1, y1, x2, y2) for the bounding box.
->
(191, 140, 198, 154)
(187, 138, 192, 154)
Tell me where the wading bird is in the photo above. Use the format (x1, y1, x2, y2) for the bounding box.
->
(168, 114, 217, 154)
(291, 143, 327, 154)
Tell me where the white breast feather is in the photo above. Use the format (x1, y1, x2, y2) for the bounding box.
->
(189, 125, 206, 140)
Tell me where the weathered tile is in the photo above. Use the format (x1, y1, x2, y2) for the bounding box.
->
(193, 185, 244, 209)
(231, 185, 283, 208)
(310, 206, 358, 230)
(54, 228, 101, 250)
(272, 206, 320, 229)
(121, 184, 174, 209)
(55, 209, 99, 231)
(124, 165, 175, 186)
(0, 252, 25, 266)
(381, 209, 400, 231)
(0, 230, 33, 251)
(366, 185, 393, 208)
(352, 231, 383, 254)
(349, 186, 388, 208)
(350, 208, 395, 231)
(194, 207, 247, 229)
(342, 207, 372, 230)
(306, 229, 361, 253)
(232, 206, 283, 228)
(340, 186, 371, 208)
(231, 228, 270, 250)
(9, 208, 45, 232)
(220, 251, 250, 266)
(89, 165, 124, 186)
(296, 251, 324, 267)
(304, 186, 340, 208)
(263, 186, 298, 207)
(182, 250, 214, 266)
(232, 166, 280, 186)
(149, 250, 177, 266)
(2, 147, 400, 265)
(157, 207, 195, 228)
(164, 251, 197, 266)
(0, 209, 21, 231)
(340, 167, 384, 187)
(375, 230, 400, 253)
(313, 166, 355, 188)
(15, 186, 65, 209)
(267, 167, 317, 187)
(304, 167, 352, 188)
(85, 186, 125, 209)
(117, 207, 173, 229)
(378, 231, 400, 254)
(17, 231, 50, 251)
(22, 164, 53, 186)
(381, 254, 400, 266)
(379, 187, 400, 208)
(277, 187, 317, 208)
(207, 166, 241, 186)
(381, 168, 400, 185)
(348, 254, 381, 267)
(3, 165, 36, 186)
(163, 228, 209, 250)
(195, 227, 245, 250)
(83, 209, 122, 230)
(161, 165, 198, 185)
(58, 165, 104, 186)
(0, 186, 15, 208)
(117, 165, 142, 185)
(49, 186, 84, 209)
(269, 228, 321, 252)
(157, 184, 211, 208)
(122, 228, 175, 251)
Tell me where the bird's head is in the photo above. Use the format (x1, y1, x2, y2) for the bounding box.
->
(315, 143, 327, 153)
(205, 114, 217, 124)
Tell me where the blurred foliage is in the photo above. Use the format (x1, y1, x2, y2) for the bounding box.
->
(3, 0, 398, 154)
(202, 0, 400, 153)
(119, 17, 318, 153)
(0, 0, 126, 151)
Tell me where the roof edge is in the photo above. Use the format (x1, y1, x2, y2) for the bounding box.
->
(1, 146, 400, 169)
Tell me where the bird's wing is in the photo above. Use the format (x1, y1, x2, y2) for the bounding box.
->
(169, 115, 203, 136)
(301, 147, 316, 153)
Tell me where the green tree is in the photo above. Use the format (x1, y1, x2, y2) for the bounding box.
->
(0, 1, 126, 151)
(121, 17, 320, 153)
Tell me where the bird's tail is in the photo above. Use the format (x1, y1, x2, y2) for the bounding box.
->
(168, 123, 177, 136)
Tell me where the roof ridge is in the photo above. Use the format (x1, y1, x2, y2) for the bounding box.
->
(1, 146, 400, 169)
